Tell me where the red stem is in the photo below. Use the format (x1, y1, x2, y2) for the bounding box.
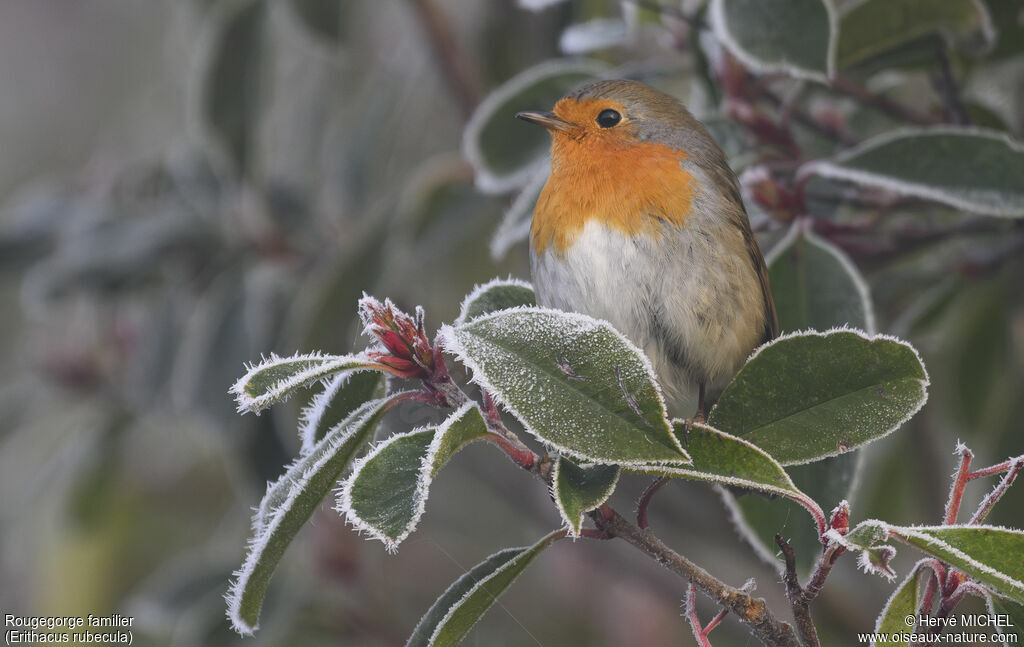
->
(685, 585, 716, 647)
(636, 476, 670, 529)
(967, 455, 1024, 480)
(484, 433, 536, 471)
(944, 447, 973, 525)
(970, 459, 1023, 524)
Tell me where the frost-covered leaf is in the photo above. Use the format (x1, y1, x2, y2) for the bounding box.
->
(766, 220, 875, 333)
(710, 0, 835, 82)
(298, 370, 385, 455)
(560, 19, 628, 55)
(439, 308, 688, 466)
(709, 330, 929, 465)
(806, 128, 1024, 218)
(552, 457, 619, 536)
(728, 221, 873, 572)
(632, 422, 802, 497)
(228, 394, 399, 635)
(839, 522, 1024, 601)
(891, 525, 1024, 603)
(837, 0, 994, 69)
(406, 530, 564, 647)
(455, 277, 535, 326)
(463, 59, 609, 194)
(201, 0, 267, 175)
(338, 403, 489, 551)
(490, 165, 547, 260)
(231, 351, 384, 414)
(873, 561, 924, 646)
(988, 594, 1024, 643)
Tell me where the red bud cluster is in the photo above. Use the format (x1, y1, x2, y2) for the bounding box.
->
(828, 500, 850, 536)
(358, 295, 435, 380)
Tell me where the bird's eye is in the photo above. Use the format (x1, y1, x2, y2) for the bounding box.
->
(596, 109, 621, 128)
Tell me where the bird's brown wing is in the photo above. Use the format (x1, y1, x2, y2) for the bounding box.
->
(717, 167, 779, 345)
(744, 220, 779, 344)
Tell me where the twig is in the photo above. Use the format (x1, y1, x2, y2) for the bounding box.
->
(758, 86, 858, 147)
(969, 458, 1023, 524)
(598, 510, 800, 647)
(931, 36, 969, 125)
(830, 76, 940, 126)
(425, 354, 802, 647)
(407, 0, 483, 118)
(775, 536, 822, 647)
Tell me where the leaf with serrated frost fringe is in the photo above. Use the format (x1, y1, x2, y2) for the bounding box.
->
(338, 403, 489, 551)
(838, 521, 1024, 602)
(405, 530, 564, 647)
(439, 308, 689, 466)
(805, 128, 1024, 218)
(892, 525, 1024, 603)
(552, 457, 619, 536)
(299, 370, 385, 455)
(231, 351, 384, 414)
(873, 561, 925, 646)
(455, 277, 535, 326)
(227, 394, 399, 635)
(709, 329, 929, 465)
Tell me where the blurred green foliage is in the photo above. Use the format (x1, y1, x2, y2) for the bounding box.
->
(0, 0, 1021, 645)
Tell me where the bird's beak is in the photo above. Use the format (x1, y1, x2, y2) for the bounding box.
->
(515, 110, 575, 133)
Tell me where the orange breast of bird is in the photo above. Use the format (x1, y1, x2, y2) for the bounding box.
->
(530, 99, 699, 256)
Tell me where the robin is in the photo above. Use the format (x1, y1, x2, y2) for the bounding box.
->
(516, 79, 778, 420)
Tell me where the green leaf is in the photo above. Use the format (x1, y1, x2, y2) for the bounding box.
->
(439, 308, 689, 466)
(874, 563, 924, 645)
(201, 0, 267, 176)
(227, 394, 398, 635)
(455, 277, 536, 326)
(727, 221, 873, 573)
(988, 595, 1024, 643)
(406, 530, 565, 647)
(288, 0, 345, 46)
(891, 525, 1024, 603)
(710, 0, 835, 82)
(807, 128, 1024, 218)
(299, 370, 385, 454)
(709, 330, 929, 465)
(766, 221, 874, 333)
(631, 422, 801, 497)
(231, 351, 384, 413)
(339, 403, 490, 551)
(552, 457, 620, 536)
(463, 59, 609, 194)
(836, 0, 994, 69)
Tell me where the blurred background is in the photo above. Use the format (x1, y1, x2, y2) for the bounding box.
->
(0, 1, 1021, 645)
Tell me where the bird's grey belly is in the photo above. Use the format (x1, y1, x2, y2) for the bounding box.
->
(530, 220, 764, 417)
